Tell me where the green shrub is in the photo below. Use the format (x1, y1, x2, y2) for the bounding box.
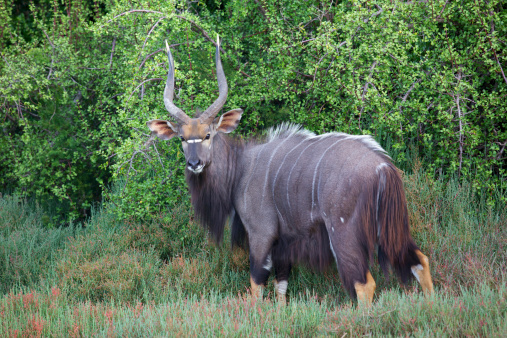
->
(2, 0, 505, 221)
(0, 0, 122, 220)
(100, 0, 506, 219)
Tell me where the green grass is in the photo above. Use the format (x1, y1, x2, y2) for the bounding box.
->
(1, 284, 504, 336)
(0, 167, 506, 336)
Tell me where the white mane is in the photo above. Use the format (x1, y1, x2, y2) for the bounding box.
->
(265, 123, 389, 157)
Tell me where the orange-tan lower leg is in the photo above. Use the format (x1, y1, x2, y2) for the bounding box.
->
(412, 250, 434, 295)
(250, 276, 264, 300)
(354, 271, 376, 305)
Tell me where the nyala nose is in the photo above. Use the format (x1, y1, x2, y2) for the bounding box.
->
(188, 159, 201, 169)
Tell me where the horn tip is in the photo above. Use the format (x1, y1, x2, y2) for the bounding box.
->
(165, 40, 170, 53)
(217, 34, 220, 47)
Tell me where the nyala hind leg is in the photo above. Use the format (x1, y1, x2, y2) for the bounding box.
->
(273, 265, 291, 304)
(411, 250, 434, 295)
(354, 271, 376, 305)
(272, 245, 291, 304)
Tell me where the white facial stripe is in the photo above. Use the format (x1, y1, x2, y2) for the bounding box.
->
(186, 139, 203, 143)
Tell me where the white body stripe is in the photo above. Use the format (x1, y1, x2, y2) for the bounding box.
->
(243, 124, 389, 218)
(261, 136, 293, 208)
(329, 237, 339, 269)
(376, 162, 388, 174)
(243, 146, 268, 210)
(286, 140, 317, 211)
(311, 137, 351, 222)
(272, 137, 309, 224)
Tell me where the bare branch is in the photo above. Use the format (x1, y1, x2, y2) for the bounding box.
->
(139, 48, 164, 70)
(497, 139, 507, 161)
(453, 71, 464, 176)
(109, 37, 116, 70)
(142, 16, 166, 51)
(334, 5, 384, 53)
(126, 78, 163, 102)
(253, 0, 268, 20)
(151, 141, 165, 170)
(493, 49, 507, 86)
(42, 30, 54, 48)
(401, 78, 422, 103)
(131, 127, 149, 137)
(139, 42, 197, 70)
(119, 147, 152, 194)
(43, 30, 55, 80)
(174, 15, 225, 54)
(362, 5, 384, 25)
(104, 10, 251, 77)
(104, 10, 224, 53)
(313, 53, 329, 81)
(101, 9, 164, 28)
(456, 94, 463, 175)
(361, 61, 378, 102)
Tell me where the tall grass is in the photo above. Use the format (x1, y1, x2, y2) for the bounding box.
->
(1, 284, 504, 336)
(0, 167, 505, 335)
(0, 194, 81, 293)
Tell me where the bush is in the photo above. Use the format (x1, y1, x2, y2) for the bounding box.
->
(2, 1, 506, 221)
(101, 0, 506, 218)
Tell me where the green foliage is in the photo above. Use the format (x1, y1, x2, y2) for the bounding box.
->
(1, 0, 506, 218)
(101, 0, 506, 217)
(0, 0, 123, 220)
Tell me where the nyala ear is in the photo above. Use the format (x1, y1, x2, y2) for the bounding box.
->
(214, 109, 243, 133)
(147, 120, 178, 140)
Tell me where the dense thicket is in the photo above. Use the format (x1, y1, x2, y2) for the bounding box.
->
(1, 0, 506, 219)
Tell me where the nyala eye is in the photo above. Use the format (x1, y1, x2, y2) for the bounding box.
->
(180, 136, 185, 142)
(205, 134, 211, 140)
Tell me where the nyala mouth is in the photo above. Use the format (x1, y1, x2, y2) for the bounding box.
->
(188, 165, 204, 174)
